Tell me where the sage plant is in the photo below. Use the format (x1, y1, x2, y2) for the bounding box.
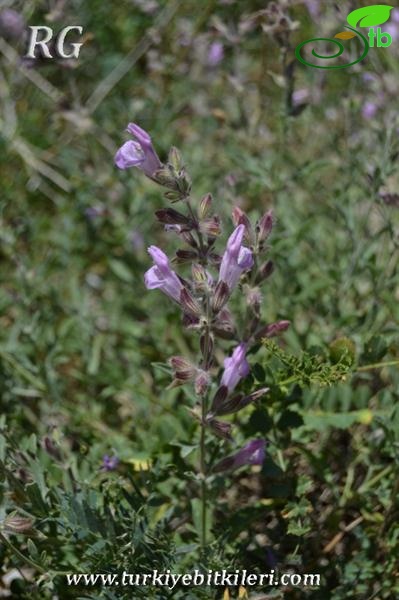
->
(115, 123, 290, 546)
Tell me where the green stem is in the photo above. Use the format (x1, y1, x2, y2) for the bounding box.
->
(0, 531, 46, 574)
(199, 294, 211, 549)
(356, 360, 399, 372)
(278, 374, 300, 387)
(200, 397, 207, 549)
(0, 531, 71, 577)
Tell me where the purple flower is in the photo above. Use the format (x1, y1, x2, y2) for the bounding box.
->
(213, 439, 266, 473)
(362, 72, 377, 84)
(383, 8, 399, 41)
(208, 41, 224, 66)
(144, 246, 183, 303)
(221, 342, 250, 392)
(362, 101, 378, 120)
(102, 455, 119, 471)
(292, 89, 309, 107)
(0, 9, 25, 39)
(303, 0, 320, 19)
(84, 204, 107, 221)
(114, 123, 162, 178)
(218, 225, 253, 291)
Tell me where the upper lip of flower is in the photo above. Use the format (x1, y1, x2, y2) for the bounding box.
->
(126, 122, 152, 147)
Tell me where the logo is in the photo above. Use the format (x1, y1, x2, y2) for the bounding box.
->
(295, 4, 393, 69)
(25, 26, 84, 59)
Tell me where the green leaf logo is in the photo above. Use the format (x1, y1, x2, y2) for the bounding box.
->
(347, 4, 393, 28)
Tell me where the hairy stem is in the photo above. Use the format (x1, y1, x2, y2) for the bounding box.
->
(199, 294, 212, 548)
(200, 396, 207, 548)
(185, 196, 211, 548)
(0, 531, 46, 575)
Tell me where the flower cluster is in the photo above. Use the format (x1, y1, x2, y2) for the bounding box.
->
(115, 124, 290, 477)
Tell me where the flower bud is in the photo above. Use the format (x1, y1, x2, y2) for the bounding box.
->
(257, 210, 274, 242)
(256, 320, 290, 340)
(208, 418, 233, 441)
(232, 207, 253, 241)
(246, 287, 262, 310)
(195, 370, 210, 396)
(174, 249, 198, 264)
(200, 332, 214, 368)
(3, 514, 34, 534)
(199, 193, 213, 220)
(168, 146, 183, 172)
(213, 308, 236, 339)
(199, 216, 221, 239)
(192, 264, 210, 293)
(180, 231, 198, 248)
(155, 208, 191, 226)
(210, 385, 229, 414)
(256, 260, 274, 283)
(153, 167, 178, 190)
(164, 190, 184, 202)
(180, 288, 202, 317)
(212, 387, 269, 416)
(192, 263, 207, 283)
(211, 281, 230, 314)
(169, 356, 197, 384)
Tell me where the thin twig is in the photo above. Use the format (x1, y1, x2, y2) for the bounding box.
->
(85, 1, 181, 114)
(11, 138, 71, 192)
(0, 38, 63, 103)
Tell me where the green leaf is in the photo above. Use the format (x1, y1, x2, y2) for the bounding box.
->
(27, 538, 39, 559)
(248, 408, 273, 434)
(277, 409, 304, 429)
(302, 409, 374, 430)
(108, 259, 133, 283)
(347, 5, 393, 28)
(175, 543, 199, 555)
(0, 435, 5, 463)
(253, 363, 266, 382)
(363, 335, 388, 363)
(88, 334, 104, 375)
(170, 442, 198, 458)
(25, 483, 48, 516)
(287, 521, 312, 536)
(261, 456, 285, 478)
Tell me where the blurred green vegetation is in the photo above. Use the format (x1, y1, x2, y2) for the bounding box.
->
(0, 0, 398, 598)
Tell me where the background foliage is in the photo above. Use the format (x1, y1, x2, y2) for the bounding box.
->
(0, 0, 398, 598)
